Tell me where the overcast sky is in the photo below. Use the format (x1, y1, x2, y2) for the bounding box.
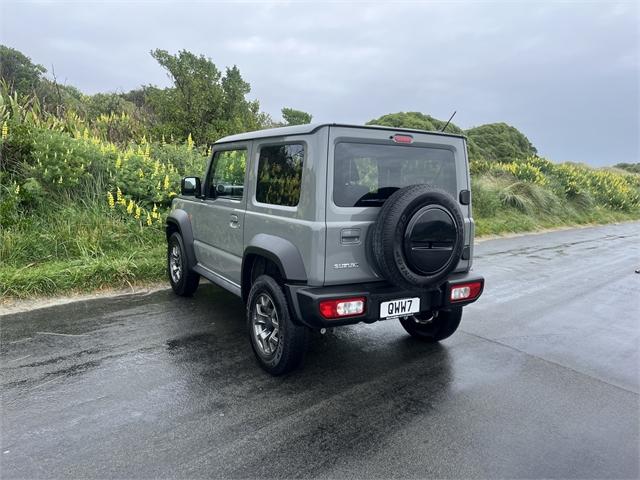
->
(1, 1, 638, 165)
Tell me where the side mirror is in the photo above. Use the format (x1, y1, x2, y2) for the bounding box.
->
(181, 176, 201, 196)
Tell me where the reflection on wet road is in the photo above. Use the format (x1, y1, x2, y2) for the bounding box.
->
(1, 223, 639, 479)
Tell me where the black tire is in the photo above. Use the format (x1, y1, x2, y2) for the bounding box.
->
(246, 275, 309, 375)
(399, 307, 463, 342)
(370, 185, 464, 291)
(167, 232, 200, 297)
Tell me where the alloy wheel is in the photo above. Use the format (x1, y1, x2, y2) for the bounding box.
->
(252, 293, 280, 356)
(169, 244, 182, 284)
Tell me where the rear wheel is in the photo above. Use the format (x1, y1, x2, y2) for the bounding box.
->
(247, 275, 309, 375)
(399, 307, 462, 342)
(167, 232, 200, 297)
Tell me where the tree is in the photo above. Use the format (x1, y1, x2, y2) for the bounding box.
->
(0, 45, 46, 96)
(146, 49, 267, 144)
(367, 111, 464, 135)
(281, 107, 312, 126)
(367, 112, 538, 163)
(465, 123, 537, 162)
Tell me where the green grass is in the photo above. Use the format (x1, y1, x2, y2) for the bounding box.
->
(0, 201, 166, 298)
(472, 174, 640, 236)
(475, 207, 639, 237)
(2, 192, 638, 300)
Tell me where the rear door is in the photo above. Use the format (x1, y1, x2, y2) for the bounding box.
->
(325, 126, 468, 286)
(191, 142, 250, 286)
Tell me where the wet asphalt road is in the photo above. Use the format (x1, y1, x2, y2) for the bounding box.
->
(1, 223, 639, 479)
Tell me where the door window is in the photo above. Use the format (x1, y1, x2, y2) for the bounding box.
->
(209, 149, 247, 200)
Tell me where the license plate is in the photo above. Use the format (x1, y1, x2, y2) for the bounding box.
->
(380, 297, 420, 319)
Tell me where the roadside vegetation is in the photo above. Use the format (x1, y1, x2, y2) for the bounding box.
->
(1, 46, 639, 298)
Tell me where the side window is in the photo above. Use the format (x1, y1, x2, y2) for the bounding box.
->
(256, 144, 304, 207)
(209, 149, 247, 200)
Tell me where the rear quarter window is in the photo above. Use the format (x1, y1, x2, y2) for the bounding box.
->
(256, 144, 304, 207)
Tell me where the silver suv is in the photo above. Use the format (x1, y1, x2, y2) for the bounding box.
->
(166, 124, 484, 374)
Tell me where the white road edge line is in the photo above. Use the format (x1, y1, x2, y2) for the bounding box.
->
(35, 331, 87, 337)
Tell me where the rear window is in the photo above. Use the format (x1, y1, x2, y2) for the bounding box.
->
(333, 142, 457, 207)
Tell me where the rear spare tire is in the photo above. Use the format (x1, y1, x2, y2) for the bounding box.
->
(370, 185, 464, 291)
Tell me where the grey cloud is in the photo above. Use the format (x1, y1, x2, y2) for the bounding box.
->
(1, 0, 637, 165)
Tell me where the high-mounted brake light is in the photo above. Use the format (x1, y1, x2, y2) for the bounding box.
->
(450, 281, 483, 302)
(392, 134, 413, 144)
(319, 297, 366, 319)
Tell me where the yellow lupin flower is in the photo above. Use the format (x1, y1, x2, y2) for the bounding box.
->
(115, 155, 122, 169)
(146, 214, 152, 226)
(15, 184, 20, 195)
(107, 191, 115, 209)
(58, 176, 63, 184)
(116, 187, 123, 202)
(1, 121, 8, 139)
(163, 174, 170, 190)
(83, 128, 89, 140)
(168, 191, 178, 197)
(161, 134, 166, 146)
(135, 206, 141, 220)
(187, 133, 194, 151)
(127, 199, 134, 214)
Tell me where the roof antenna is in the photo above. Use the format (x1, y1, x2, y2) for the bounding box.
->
(441, 110, 457, 132)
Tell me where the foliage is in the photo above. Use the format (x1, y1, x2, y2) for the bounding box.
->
(281, 107, 312, 126)
(0, 83, 208, 231)
(367, 111, 465, 135)
(0, 46, 639, 298)
(368, 112, 537, 164)
(0, 201, 165, 297)
(465, 122, 537, 162)
(145, 49, 266, 144)
(613, 162, 640, 174)
(0, 45, 46, 97)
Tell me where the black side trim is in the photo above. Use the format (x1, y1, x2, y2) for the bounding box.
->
(244, 234, 307, 282)
(193, 264, 242, 297)
(459, 189, 471, 205)
(166, 209, 197, 269)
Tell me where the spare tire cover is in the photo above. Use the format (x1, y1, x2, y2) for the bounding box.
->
(369, 185, 464, 290)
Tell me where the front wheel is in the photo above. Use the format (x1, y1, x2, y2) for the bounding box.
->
(247, 275, 309, 375)
(399, 307, 462, 342)
(167, 232, 200, 297)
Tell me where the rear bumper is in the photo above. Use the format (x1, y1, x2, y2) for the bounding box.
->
(285, 272, 484, 329)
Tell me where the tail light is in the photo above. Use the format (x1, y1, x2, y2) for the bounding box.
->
(319, 297, 366, 319)
(449, 281, 483, 302)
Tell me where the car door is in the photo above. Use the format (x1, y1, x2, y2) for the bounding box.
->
(191, 142, 249, 286)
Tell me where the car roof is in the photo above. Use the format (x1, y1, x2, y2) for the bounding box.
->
(214, 123, 465, 144)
